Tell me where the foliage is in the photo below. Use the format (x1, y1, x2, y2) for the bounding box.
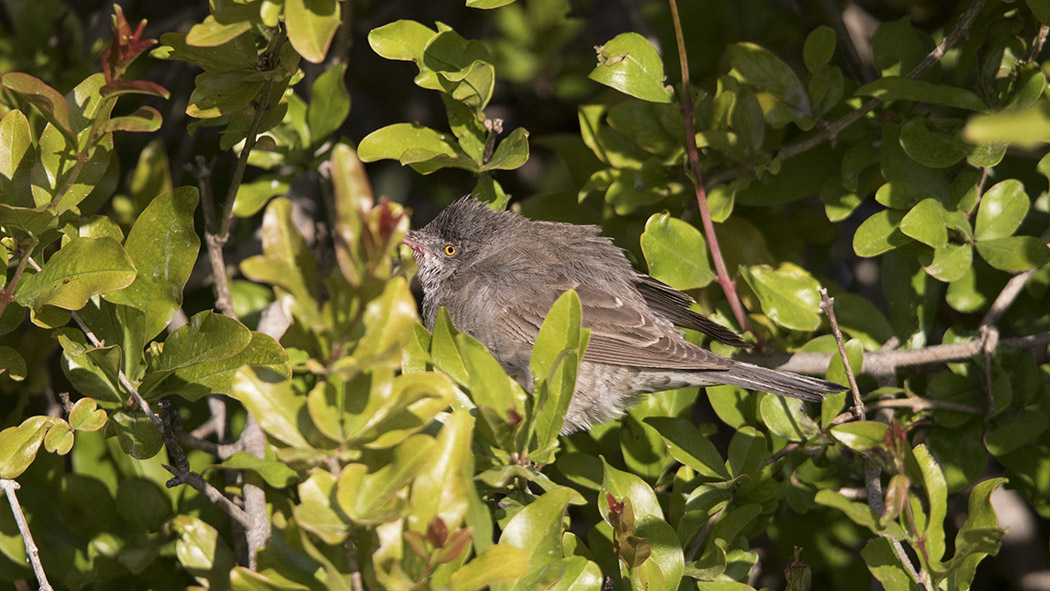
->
(1, 1, 1048, 590)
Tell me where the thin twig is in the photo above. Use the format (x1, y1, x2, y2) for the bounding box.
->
(1028, 24, 1049, 62)
(667, 0, 749, 334)
(347, 535, 365, 591)
(0, 237, 37, 320)
(684, 504, 727, 563)
(980, 269, 1035, 327)
(1, 480, 52, 591)
(194, 156, 237, 318)
(158, 401, 254, 530)
(864, 397, 982, 415)
(739, 331, 1050, 376)
(863, 465, 928, 589)
(819, 289, 865, 418)
(70, 309, 164, 431)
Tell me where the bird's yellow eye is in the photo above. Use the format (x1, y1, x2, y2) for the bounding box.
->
(444, 244, 457, 256)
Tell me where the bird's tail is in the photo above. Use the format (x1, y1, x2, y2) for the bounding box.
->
(717, 361, 845, 402)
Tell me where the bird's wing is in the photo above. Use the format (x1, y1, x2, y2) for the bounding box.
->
(634, 275, 749, 349)
(498, 275, 732, 371)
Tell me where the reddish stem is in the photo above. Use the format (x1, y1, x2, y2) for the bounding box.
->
(667, 0, 750, 334)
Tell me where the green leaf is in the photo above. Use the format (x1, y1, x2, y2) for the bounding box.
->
(307, 63, 350, 144)
(530, 290, 583, 384)
(974, 180, 1029, 241)
(1028, 0, 1050, 25)
(943, 478, 1006, 589)
(984, 407, 1049, 456)
(482, 127, 530, 171)
(640, 213, 714, 290)
(1, 72, 74, 143)
(409, 409, 475, 532)
(900, 198, 948, 248)
(450, 544, 530, 591)
(964, 103, 1050, 147)
(241, 198, 321, 326)
(368, 20, 437, 62)
(739, 263, 821, 331)
(0, 110, 35, 206)
(45, 421, 74, 454)
(857, 77, 987, 111)
(927, 421, 986, 491)
(728, 42, 810, 118)
(531, 290, 587, 448)
(171, 515, 236, 590)
(545, 556, 602, 591)
(924, 244, 973, 283)
(102, 106, 163, 133)
(0, 416, 49, 478)
(155, 311, 251, 372)
(109, 411, 163, 459)
(589, 33, 672, 103)
(16, 237, 136, 311)
(336, 434, 436, 524)
(68, 397, 107, 432)
(159, 331, 289, 402)
(803, 26, 836, 73)
(104, 187, 199, 341)
(601, 457, 663, 519)
(976, 236, 1050, 272)
(829, 421, 888, 452)
(0, 346, 27, 381)
(186, 3, 257, 46)
(229, 366, 311, 449)
(232, 176, 290, 218)
(216, 451, 298, 488)
(727, 426, 767, 476)
(759, 395, 819, 442)
(644, 416, 730, 479)
(431, 309, 469, 385)
(913, 444, 948, 562)
(358, 123, 477, 173)
(185, 70, 262, 119)
(437, 59, 496, 110)
(342, 277, 419, 370)
(293, 469, 347, 545)
(815, 489, 907, 538)
(346, 372, 454, 449)
(862, 537, 922, 591)
(899, 118, 967, 168)
(854, 209, 909, 257)
(495, 487, 574, 591)
(285, 0, 341, 64)
(458, 332, 525, 421)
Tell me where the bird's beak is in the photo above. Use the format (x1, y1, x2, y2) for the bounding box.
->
(402, 231, 425, 255)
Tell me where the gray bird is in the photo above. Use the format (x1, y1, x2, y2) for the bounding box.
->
(404, 198, 843, 434)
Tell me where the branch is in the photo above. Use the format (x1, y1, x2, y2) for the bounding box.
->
(194, 156, 236, 319)
(0, 237, 38, 320)
(197, 27, 285, 319)
(1, 480, 52, 591)
(863, 465, 930, 589)
(819, 288, 865, 418)
(738, 331, 1050, 376)
(158, 401, 254, 530)
(667, 0, 750, 334)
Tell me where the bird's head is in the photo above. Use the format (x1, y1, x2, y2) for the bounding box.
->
(403, 197, 520, 296)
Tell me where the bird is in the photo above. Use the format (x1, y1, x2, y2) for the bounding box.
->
(403, 197, 844, 434)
